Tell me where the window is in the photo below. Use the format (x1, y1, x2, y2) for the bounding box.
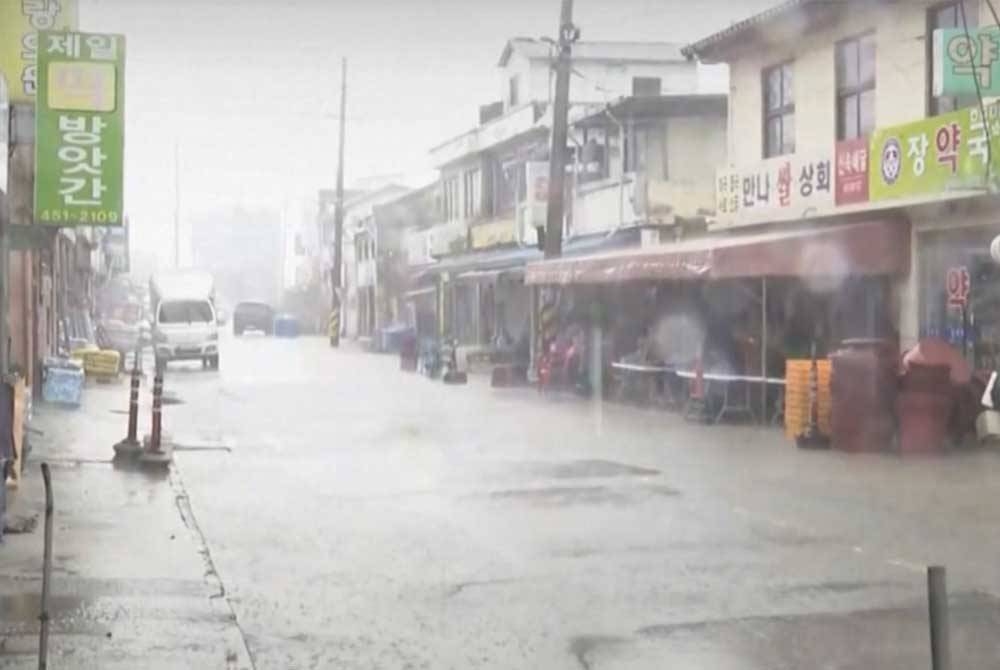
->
(509, 75, 520, 108)
(443, 177, 460, 221)
(158, 300, 214, 324)
(928, 1, 979, 115)
(497, 161, 524, 215)
(836, 33, 877, 140)
(462, 168, 481, 219)
(763, 62, 795, 158)
(624, 124, 666, 178)
(632, 77, 661, 97)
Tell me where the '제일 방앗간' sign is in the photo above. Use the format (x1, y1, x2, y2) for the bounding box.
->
(34, 30, 125, 226)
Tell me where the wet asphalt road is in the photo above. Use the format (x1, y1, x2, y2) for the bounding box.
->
(161, 334, 1000, 669)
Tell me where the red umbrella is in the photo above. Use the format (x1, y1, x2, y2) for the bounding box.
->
(902, 338, 972, 385)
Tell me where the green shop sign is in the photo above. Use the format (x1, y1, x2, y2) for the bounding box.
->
(35, 31, 125, 226)
(869, 101, 1000, 202)
(933, 27, 1000, 98)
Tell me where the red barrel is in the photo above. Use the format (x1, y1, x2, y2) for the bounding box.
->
(830, 342, 898, 453)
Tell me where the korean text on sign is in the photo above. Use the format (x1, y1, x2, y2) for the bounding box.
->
(0, 0, 78, 102)
(35, 30, 125, 227)
(715, 153, 836, 226)
(870, 101, 1000, 202)
(835, 139, 870, 206)
(934, 27, 1000, 98)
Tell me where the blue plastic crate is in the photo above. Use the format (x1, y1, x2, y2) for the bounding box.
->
(274, 315, 300, 338)
(43, 366, 85, 407)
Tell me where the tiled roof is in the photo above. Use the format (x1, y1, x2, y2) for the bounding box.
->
(683, 0, 827, 60)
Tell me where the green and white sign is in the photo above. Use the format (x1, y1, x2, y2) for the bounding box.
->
(35, 30, 125, 226)
(869, 101, 1000, 203)
(933, 27, 1000, 97)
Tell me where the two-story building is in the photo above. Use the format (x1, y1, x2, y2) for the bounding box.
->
(371, 184, 438, 341)
(340, 184, 409, 340)
(684, 0, 1000, 369)
(418, 37, 726, 364)
(528, 0, 1000, 380)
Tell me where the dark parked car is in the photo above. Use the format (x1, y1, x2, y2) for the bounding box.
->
(232, 301, 275, 335)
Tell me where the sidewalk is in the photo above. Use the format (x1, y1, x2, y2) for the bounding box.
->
(0, 379, 253, 669)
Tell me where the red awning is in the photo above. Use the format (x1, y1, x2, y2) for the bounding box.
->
(525, 218, 909, 286)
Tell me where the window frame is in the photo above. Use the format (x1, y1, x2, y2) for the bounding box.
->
(836, 31, 877, 141)
(509, 75, 520, 108)
(762, 61, 795, 159)
(631, 76, 662, 97)
(927, 1, 979, 116)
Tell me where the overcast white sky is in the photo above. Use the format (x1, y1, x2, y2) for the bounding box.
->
(80, 0, 775, 263)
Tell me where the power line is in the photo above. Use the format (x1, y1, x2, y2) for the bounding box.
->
(959, 0, 993, 187)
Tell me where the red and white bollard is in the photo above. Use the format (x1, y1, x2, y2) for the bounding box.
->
(150, 370, 163, 452)
(113, 351, 143, 457)
(139, 367, 172, 466)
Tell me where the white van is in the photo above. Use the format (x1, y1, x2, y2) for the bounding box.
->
(153, 297, 220, 370)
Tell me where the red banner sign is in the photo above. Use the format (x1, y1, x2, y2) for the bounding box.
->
(946, 266, 971, 307)
(835, 138, 870, 206)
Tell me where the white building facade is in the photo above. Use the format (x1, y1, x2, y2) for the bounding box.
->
(686, 0, 1000, 366)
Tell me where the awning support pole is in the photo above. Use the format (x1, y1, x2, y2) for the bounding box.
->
(761, 277, 768, 426)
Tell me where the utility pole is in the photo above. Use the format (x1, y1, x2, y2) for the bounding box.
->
(544, 0, 577, 260)
(173, 140, 180, 268)
(330, 57, 347, 347)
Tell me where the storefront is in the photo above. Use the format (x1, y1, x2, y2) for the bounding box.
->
(526, 218, 909, 386)
(913, 209, 1000, 372)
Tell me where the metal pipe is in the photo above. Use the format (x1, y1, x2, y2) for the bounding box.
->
(761, 278, 768, 425)
(561, 130, 583, 244)
(330, 58, 348, 347)
(928, 565, 951, 670)
(602, 107, 627, 241)
(37, 462, 53, 670)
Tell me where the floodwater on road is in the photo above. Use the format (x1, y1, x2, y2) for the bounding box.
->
(154, 335, 1000, 669)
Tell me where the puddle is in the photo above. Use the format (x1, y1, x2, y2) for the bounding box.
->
(513, 459, 660, 479)
(0, 593, 87, 624)
(482, 483, 677, 507)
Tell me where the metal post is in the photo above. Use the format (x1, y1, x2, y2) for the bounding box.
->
(761, 278, 767, 425)
(544, 0, 576, 259)
(37, 463, 53, 670)
(928, 565, 951, 670)
(173, 140, 180, 268)
(330, 58, 347, 347)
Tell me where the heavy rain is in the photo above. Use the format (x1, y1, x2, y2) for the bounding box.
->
(6, 1, 1000, 668)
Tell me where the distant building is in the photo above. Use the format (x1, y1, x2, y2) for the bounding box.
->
(373, 184, 439, 338)
(340, 184, 410, 339)
(415, 37, 726, 359)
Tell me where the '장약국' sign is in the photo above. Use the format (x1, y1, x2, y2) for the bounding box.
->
(34, 30, 125, 226)
(869, 99, 1000, 203)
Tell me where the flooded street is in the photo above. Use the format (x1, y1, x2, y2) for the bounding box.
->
(8, 0, 1000, 667)
(148, 335, 1000, 668)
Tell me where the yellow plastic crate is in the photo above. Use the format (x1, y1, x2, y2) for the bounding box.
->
(82, 350, 121, 378)
(785, 359, 832, 439)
